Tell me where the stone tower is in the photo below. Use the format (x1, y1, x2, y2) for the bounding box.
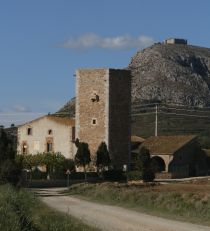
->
(75, 68, 131, 168)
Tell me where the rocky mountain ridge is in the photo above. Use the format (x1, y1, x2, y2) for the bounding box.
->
(57, 42, 210, 117)
(129, 43, 210, 107)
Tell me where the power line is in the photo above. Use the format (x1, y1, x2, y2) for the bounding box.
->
(159, 111, 210, 119)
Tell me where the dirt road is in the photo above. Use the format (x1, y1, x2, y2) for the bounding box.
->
(34, 188, 210, 231)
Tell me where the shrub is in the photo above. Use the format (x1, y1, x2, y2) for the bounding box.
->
(70, 172, 99, 180)
(103, 170, 126, 181)
(127, 171, 141, 181)
(137, 147, 155, 182)
(0, 159, 22, 186)
(96, 142, 111, 173)
(31, 168, 47, 180)
(17, 153, 75, 180)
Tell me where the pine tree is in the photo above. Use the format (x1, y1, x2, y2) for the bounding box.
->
(137, 147, 155, 182)
(96, 142, 111, 175)
(74, 142, 91, 181)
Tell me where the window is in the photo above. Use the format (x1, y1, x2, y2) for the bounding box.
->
(22, 142, 28, 154)
(46, 137, 53, 152)
(47, 142, 53, 152)
(27, 127, 32, 135)
(92, 118, 97, 125)
(71, 126, 75, 141)
(48, 129, 53, 135)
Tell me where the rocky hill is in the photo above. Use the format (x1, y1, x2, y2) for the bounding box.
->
(56, 42, 210, 145)
(58, 42, 210, 116)
(129, 43, 210, 106)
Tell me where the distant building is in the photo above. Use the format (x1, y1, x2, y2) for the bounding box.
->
(164, 38, 187, 45)
(132, 135, 207, 178)
(75, 68, 131, 169)
(17, 115, 76, 159)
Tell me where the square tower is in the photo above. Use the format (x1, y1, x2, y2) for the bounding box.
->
(75, 68, 131, 168)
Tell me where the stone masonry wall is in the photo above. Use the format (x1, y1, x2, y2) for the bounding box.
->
(76, 69, 108, 160)
(76, 68, 131, 168)
(109, 69, 131, 167)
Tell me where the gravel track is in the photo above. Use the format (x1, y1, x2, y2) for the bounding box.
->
(34, 188, 210, 231)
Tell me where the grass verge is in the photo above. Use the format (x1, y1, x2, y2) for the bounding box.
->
(65, 181, 210, 226)
(0, 184, 100, 231)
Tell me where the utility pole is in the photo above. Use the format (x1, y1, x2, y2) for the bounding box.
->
(155, 105, 158, 137)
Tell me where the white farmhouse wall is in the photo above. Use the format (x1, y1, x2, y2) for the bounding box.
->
(17, 116, 76, 159)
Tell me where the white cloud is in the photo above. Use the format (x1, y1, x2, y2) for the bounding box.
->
(60, 33, 155, 50)
(12, 105, 31, 113)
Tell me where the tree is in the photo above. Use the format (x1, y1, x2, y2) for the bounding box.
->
(0, 159, 22, 186)
(0, 128, 15, 162)
(96, 142, 111, 176)
(74, 142, 91, 181)
(0, 128, 22, 185)
(136, 147, 155, 182)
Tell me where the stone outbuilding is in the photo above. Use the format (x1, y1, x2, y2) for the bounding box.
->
(132, 135, 207, 178)
(17, 115, 76, 159)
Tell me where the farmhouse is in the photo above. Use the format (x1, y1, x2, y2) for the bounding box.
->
(17, 115, 76, 159)
(132, 135, 207, 178)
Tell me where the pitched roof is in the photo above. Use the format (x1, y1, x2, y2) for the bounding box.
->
(47, 115, 75, 126)
(18, 115, 75, 127)
(131, 135, 145, 143)
(141, 135, 197, 155)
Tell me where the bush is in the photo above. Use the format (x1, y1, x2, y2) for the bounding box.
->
(127, 171, 141, 181)
(31, 168, 47, 180)
(137, 147, 155, 182)
(70, 172, 98, 180)
(17, 154, 76, 180)
(103, 170, 126, 181)
(0, 159, 22, 186)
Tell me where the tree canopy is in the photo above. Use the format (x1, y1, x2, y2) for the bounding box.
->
(74, 141, 91, 181)
(96, 142, 110, 171)
(136, 147, 155, 182)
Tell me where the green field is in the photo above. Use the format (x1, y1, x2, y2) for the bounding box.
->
(132, 105, 210, 147)
(0, 184, 99, 231)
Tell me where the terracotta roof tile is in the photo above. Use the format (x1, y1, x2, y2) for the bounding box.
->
(142, 135, 197, 155)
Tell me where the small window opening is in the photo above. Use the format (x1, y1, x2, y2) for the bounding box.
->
(27, 128, 32, 135)
(72, 126, 75, 141)
(22, 142, 28, 154)
(92, 119, 97, 125)
(48, 129, 53, 135)
(47, 142, 53, 152)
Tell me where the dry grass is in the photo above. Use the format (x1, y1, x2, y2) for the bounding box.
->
(66, 179, 210, 226)
(0, 184, 100, 231)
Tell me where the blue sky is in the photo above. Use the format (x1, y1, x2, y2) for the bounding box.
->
(1, 0, 210, 127)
